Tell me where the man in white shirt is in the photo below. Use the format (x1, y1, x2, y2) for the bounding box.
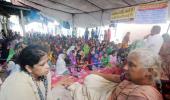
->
(144, 25, 163, 54)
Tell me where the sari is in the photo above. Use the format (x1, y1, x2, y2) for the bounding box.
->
(68, 74, 117, 100)
(56, 54, 69, 75)
(106, 47, 112, 55)
(101, 56, 110, 66)
(67, 46, 75, 55)
(83, 44, 90, 56)
(109, 55, 117, 66)
(68, 75, 163, 100)
(122, 32, 130, 45)
(109, 80, 163, 100)
(69, 52, 77, 65)
(91, 54, 101, 68)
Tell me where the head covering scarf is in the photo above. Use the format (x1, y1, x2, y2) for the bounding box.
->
(67, 46, 75, 55)
(56, 54, 68, 75)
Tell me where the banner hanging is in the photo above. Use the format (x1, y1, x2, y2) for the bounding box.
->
(111, 7, 136, 21)
(135, 1, 168, 24)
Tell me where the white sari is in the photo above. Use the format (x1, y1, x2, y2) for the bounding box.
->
(56, 54, 68, 75)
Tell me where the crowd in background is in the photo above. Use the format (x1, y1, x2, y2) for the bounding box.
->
(0, 28, 130, 81)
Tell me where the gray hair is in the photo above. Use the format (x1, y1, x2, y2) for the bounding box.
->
(128, 48, 162, 80)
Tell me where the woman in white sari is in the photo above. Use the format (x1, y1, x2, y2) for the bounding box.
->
(55, 54, 69, 75)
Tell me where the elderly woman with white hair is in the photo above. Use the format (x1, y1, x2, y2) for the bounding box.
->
(108, 48, 162, 100)
(56, 48, 163, 100)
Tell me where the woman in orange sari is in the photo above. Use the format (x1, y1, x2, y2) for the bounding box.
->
(122, 32, 130, 45)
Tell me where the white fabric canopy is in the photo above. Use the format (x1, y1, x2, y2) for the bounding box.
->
(12, 0, 162, 27)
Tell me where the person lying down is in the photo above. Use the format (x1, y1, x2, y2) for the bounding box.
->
(51, 48, 163, 100)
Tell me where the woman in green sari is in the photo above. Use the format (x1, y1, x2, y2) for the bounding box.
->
(101, 53, 110, 67)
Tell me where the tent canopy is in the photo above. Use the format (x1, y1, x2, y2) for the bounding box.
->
(0, 1, 31, 17)
(13, 0, 160, 27)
